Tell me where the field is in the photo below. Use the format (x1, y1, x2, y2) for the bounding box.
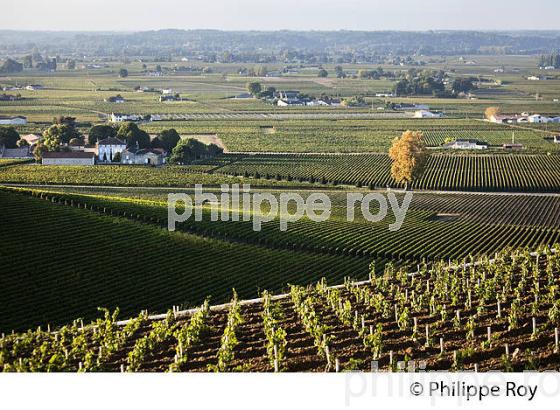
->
(2, 152, 560, 192)
(0, 163, 310, 188)
(2, 184, 560, 333)
(0, 188, 373, 331)
(2, 247, 560, 372)
(210, 153, 560, 192)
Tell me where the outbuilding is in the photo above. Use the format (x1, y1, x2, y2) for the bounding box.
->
(42, 151, 96, 165)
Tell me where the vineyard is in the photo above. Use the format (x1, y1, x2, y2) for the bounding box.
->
(213, 153, 560, 192)
(0, 159, 32, 168)
(0, 164, 308, 188)
(2, 153, 559, 192)
(2, 247, 560, 372)
(4, 184, 560, 288)
(142, 118, 555, 153)
(0, 188, 371, 331)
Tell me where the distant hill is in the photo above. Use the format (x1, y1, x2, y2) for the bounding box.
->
(0, 30, 559, 59)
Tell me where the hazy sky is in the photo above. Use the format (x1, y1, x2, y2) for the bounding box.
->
(2, 0, 559, 31)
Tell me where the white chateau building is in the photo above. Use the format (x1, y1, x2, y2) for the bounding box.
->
(97, 137, 127, 162)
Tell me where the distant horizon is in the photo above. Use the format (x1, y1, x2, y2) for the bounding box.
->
(3, 29, 560, 33)
(2, 0, 559, 32)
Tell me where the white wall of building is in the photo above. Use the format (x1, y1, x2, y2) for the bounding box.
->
(42, 157, 95, 166)
(98, 144, 126, 161)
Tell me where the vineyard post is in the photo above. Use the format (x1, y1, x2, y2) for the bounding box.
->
(369, 325, 373, 335)
(456, 310, 461, 323)
(335, 358, 340, 373)
(555, 328, 559, 352)
(487, 327, 492, 344)
(120, 364, 125, 373)
(425, 325, 430, 347)
(389, 350, 393, 366)
(497, 300, 502, 318)
(532, 317, 537, 337)
(505, 344, 510, 357)
(361, 316, 365, 330)
(440, 337, 444, 354)
(474, 363, 479, 372)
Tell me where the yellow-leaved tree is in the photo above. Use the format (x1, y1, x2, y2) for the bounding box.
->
(388, 130, 428, 190)
(484, 106, 501, 121)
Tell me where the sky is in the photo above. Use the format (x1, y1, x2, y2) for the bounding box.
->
(1, 0, 559, 32)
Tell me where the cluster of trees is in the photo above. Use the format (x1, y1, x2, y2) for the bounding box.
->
(451, 77, 477, 95)
(0, 127, 24, 148)
(1, 55, 73, 73)
(539, 53, 560, 69)
(341, 96, 366, 107)
(0, 58, 23, 74)
(30, 117, 182, 161)
(392, 69, 475, 97)
(239, 65, 269, 77)
(245, 82, 276, 98)
(21, 53, 59, 71)
(169, 138, 223, 164)
(33, 117, 83, 159)
(357, 68, 394, 80)
(393, 70, 447, 97)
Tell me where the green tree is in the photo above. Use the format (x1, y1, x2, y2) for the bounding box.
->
(334, 65, 346, 78)
(156, 129, 181, 152)
(42, 124, 76, 145)
(23, 55, 33, 69)
(41, 127, 63, 151)
(117, 122, 150, 148)
(169, 138, 223, 164)
(33, 143, 47, 161)
(0, 127, 20, 148)
(119, 68, 129, 78)
(89, 124, 117, 145)
(452, 77, 476, 94)
(246, 82, 262, 96)
(0, 58, 23, 74)
(66, 60, 76, 70)
(318, 69, 328, 78)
